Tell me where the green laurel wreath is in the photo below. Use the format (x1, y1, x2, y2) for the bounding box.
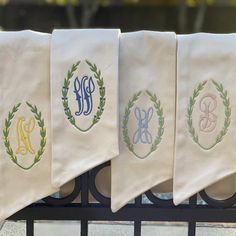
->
(3, 102, 46, 170)
(122, 90, 165, 159)
(187, 80, 231, 150)
(62, 60, 106, 132)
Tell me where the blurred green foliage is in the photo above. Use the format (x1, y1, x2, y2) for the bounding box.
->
(38, 0, 236, 6)
(187, 0, 214, 6)
(0, 0, 8, 6)
(46, 0, 78, 5)
(230, 0, 236, 5)
(45, 0, 113, 6)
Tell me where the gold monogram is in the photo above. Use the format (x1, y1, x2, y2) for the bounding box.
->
(16, 117, 35, 155)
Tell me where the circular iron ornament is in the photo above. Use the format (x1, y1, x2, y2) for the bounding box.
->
(43, 176, 82, 206)
(89, 161, 111, 205)
(145, 190, 174, 207)
(199, 190, 236, 208)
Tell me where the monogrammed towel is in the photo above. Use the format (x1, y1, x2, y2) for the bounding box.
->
(0, 30, 58, 221)
(174, 33, 236, 205)
(51, 29, 120, 187)
(111, 31, 176, 212)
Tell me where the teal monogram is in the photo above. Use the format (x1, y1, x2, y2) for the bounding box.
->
(122, 90, 164, 159)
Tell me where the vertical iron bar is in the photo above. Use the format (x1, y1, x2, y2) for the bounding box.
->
(188, 195, 197, 236)
(26, 220, 34, 236)
(188, 221, 196, 236)
(134, 195, 142, 236)
(81, 172, 89, 236)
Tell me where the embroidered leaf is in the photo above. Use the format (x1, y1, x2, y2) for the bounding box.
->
(187, 80, 231, 150)
(86, 60, 106, 127)
(3, 102, 46, 170)
(62, 60, 106, 132)
(122, 90, 164, 159)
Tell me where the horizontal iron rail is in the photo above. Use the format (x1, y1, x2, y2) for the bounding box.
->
(9, 204, 236, 222)
(6, 165, 236, 236)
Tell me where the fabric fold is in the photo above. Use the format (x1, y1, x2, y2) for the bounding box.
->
(111, 31, 176, 212)
(51, 29, 120, 188)
(0, 30, 58, 221)
(174, 33, 236, 205)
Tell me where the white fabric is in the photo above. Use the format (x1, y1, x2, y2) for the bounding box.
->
(0, 30, 58, 221)
(51, 29, 120, 188)
(111, 31, 176, 212)
(174, 33, 236, 205)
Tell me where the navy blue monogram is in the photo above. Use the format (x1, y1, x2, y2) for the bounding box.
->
(62, 61, 105, 132)
(73, 76, 95, 117)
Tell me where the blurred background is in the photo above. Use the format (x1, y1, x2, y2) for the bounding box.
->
(0, 0, 236, 33)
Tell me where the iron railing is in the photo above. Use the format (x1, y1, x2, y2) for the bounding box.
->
(8, 161, 236, 236)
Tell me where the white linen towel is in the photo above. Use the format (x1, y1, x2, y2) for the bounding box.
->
(51, 29, 120, 187)
(174, 33, 236, 205)
(0, 30, 58, 221)
(111, 31, 176, 212)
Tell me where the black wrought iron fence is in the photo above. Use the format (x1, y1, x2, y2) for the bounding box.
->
(8, 161, 236, 236)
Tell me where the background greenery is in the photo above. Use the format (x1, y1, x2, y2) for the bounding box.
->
(1, 1, 236, 33)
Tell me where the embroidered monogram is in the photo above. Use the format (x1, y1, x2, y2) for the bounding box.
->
(3, 102, 46, 170)
(199, 93, 217, 133)
(16, 117, 36, 155)
(62, 60, 105, 132)
(133, 107, 153, 144)
(74, 75, 95, 117)
(123, 90, 164, 159)
(187, 80, 231, 150)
